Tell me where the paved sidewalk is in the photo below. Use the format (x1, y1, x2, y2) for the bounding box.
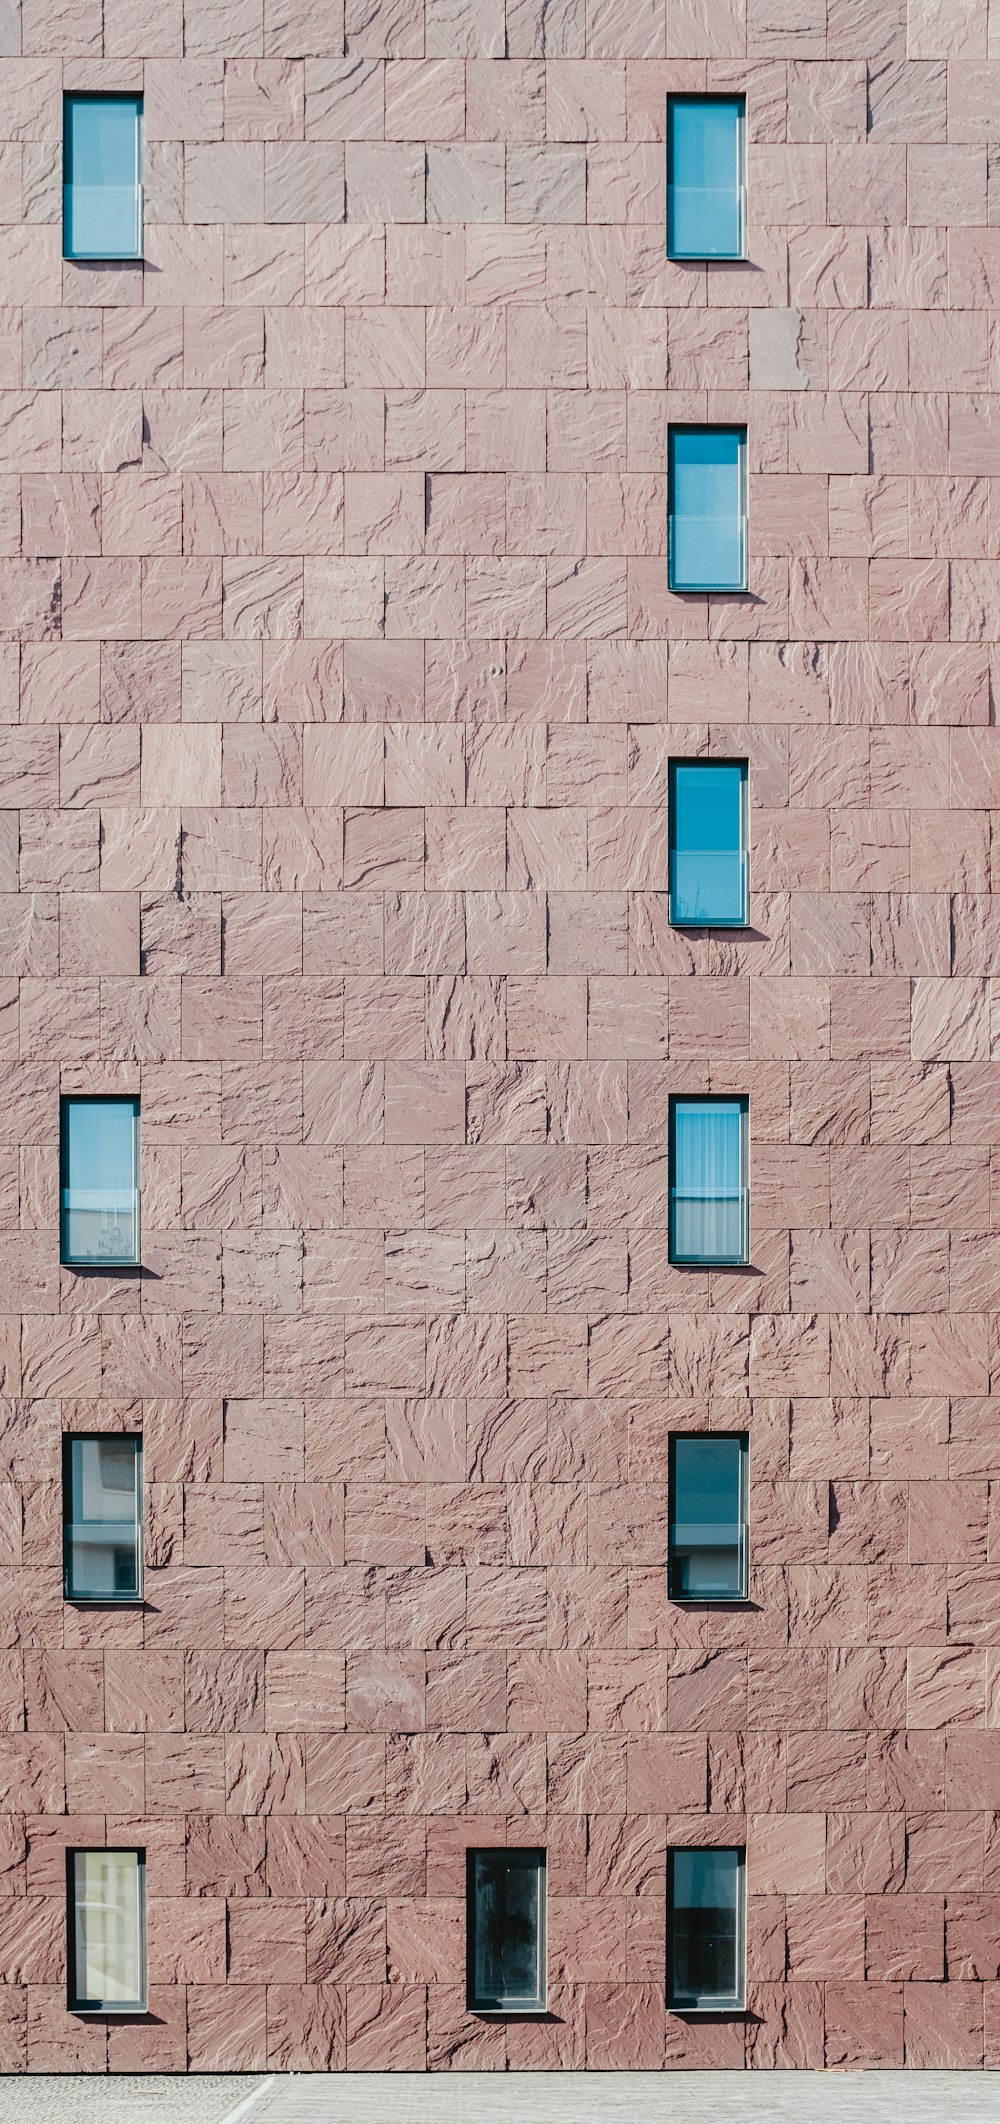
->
(0, 2073, 996, 2123)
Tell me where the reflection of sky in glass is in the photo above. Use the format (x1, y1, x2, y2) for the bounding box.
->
(671, 762, 746, 924)
(64, 1100, 136, 1196)
(64, 96, 142, 259)
(674, 1846, 740, 1911)
(668, 97, 744, 258)
(669, 429, 745, 591)
(673, 1436, 743, 1526)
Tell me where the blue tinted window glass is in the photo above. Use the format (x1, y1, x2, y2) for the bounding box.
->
(669, 1847, 743, 2009)
(61, 1098, 140, 1267)
(64, 95, 142, 260)
(670, 1435, 747, 1600)
(64, 1435, 142, 1602)
(670, 1098, 747, 1266)
(670, 761, 747, 926)
(669, 427, 746, 593)
(668, 96, 744, 259)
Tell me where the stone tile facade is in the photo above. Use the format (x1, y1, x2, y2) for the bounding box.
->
(0, 0, 997, 2079)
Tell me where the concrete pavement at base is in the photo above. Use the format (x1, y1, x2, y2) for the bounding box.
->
(0, 2073, 996, 2124)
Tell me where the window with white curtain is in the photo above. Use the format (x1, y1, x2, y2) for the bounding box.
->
(669, 1096, 748, 1266)
(68, 1849, 146, 2013)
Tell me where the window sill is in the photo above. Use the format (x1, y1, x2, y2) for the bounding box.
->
(669, 917, 750, 932)
(60, 1259, 142, 1272)
(469, 2004, 548, 2018)
(669, 2004, 746, 2018)
(71, 2004, 149, 2018)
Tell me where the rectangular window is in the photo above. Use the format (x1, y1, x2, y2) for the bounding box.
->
(60, 1096, 140, 1268)
(68, 1848, 146, 2014)
(670, 1096, 748, 1267)
(668, 1846, 744, 2011)
(468, 1849, 546, 2013)
(669, 1434, 748, 1601)
(669, 759, 748, 928)
(668, 426, 747, 594)
(667, 95, 745, 261)
(63, 1435, 143, 1604)
(64, 94, 143, 261)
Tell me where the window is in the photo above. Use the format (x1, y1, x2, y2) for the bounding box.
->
(60, 1097, 140, 1268)
(63, 1435, 143, 1604)
(669, 1434, 748, 1601)
(667, 95, 745, 261)
(468, 1849, 546, 2013)
(670, 1096, 748, 1267)
(68, 1848, 146, 2014)
(64, 94, 143, 261)
(668, 1847, 744, 2011)
(669, 759, 748, 928)
(668, 427, 747, 594)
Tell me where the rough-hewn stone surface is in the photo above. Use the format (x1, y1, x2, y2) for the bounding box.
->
(0, 0, 998, 2078)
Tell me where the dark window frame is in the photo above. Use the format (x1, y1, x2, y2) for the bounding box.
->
(667, 424, 748, 595)
(667, 1844, 746, 2014)
(62, 91, 144, 264)
(67, 1845, 147, 2015)
(466, 1847, 547, 2015)
(668, 1431, 749, 1604)
(668, 756, 749, 930)
(668, 1092, 749, 1269)
(666, 92, 746, 263)
(62, 1432, 144, 1606)
(59, 1093, 141, 1271)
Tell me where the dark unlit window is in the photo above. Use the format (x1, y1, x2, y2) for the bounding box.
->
(668, 1846, 744, 2011)
(468, 1848, 546, 2013)
(63, 1434, 143, 1604)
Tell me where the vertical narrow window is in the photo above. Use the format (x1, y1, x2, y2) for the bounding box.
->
(670, 1096, 748, 1267)
(667, 95, 745, 260)
(468, 1849, 546, 2013)
(668, 1847, 744, 2011)
(668, 427, 747, 594)
(60, 1097, 140, 1267)
(669, 759, 748, 928)
(63, 1435, 143, 1603)
(669, 1434, 748, 1601)
(64, 94, 143, 261)
(68, 1849, 146, 2013)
